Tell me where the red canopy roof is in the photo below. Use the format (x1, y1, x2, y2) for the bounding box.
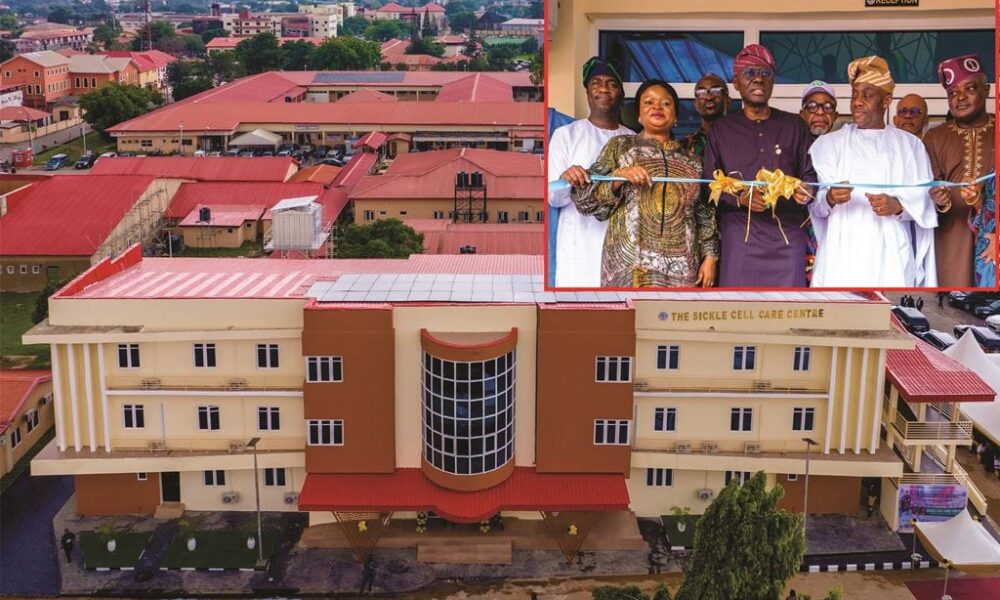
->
(886, 337, 995, 403)
(298, 467, 629, 523)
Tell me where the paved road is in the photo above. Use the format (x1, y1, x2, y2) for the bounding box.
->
(0, 472, 73, 596)
(0, 123, 91, 161)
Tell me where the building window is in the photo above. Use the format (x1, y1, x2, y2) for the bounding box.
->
(256, 343, 279, 368)
(306, 356, 343, 382)
(19, 265, 26, 274)
(117, 343, 140, 368)
(433, 210, 444, 219)
(25, 409, 39, 433)
(653, 407, 676, 432)
(733, 346, 756, 371)
(197, 405, 220, 431)
(535, 211, 544, 222)
(786, 474, 798, 481)
(123, 404, 145, 428)
(730, 407, 753, 432)
(140, 140, 152, 148)
(245, 222, 253, 229)
(203, 469, 225, 486)
(497, 210, 509, 223)
(10, 426, 21, 448)
(32, 265, 40, 274)
(656, 345, 679, 370)
(4, 266, 12, 274)
(308, 419, 343, 445)
(792, 407, 815, 432)
(194, 343, 216, 368)
(646, 468, 672, 486)
(595, 356, 632, 382)
(518, 210, 529, 221)
(793, 346, 811, 371)
(263, 467, 286, 487)
(136, 472, 147, 481)
(258, 406, 280, 431)
(725, 470, 752, 486)
(363, 210, 375, 220)
(594, 419, 630, 445)
(422, 351, 516, 476)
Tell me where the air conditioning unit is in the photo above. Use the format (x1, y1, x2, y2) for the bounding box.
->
(226, 378, 248, 390)
(697, 488, 715, 501)
(228, 441, 247, 453)
(675, 441, 692, 454)
(221, 492, 241, 504)
(752, 380, 773, 391)
(38, 395, 50, 406)
(633, 378, 649, 391)
(283, 492, 300, 505)
(745, 442, 762, 454)
(148, 440, 167, 452)
(701, 441, 719, 454)
(141, 378, 162, 389)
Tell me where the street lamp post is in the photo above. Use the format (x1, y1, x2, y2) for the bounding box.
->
(81, 121, 87, 155)
(179, 121, 184, 155)
(246, 436, 264, 566)
(802, 437, 817, 538)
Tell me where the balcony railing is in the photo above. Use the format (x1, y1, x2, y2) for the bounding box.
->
(110, 436, 305, 454)
(927, 445, 988, 514)
(105, 375, 302, 393)
(634, 377, 826, 395)
(891, 411, 973, 442)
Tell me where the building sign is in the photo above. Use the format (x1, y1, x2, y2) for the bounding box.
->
(657, 308, 825, 323)
(897, 483, 967, 532)
(295, 124, 320, 131)
(865, 0, 919, 7)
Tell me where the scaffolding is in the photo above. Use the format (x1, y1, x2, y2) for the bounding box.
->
(92, 180, 169, 263)
(453, 171, 487, 223)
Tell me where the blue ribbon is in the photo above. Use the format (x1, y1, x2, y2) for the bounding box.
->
(548, 171, 996, 193)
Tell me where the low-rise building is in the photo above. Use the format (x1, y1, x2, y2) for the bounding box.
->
(97, 51, 176, 95)
(500, 18, 543, 35)
(68, 55, 141, 92)
(206, 36, 325, 55)
(0, 370, 54, 479)
(13, 27, 94, 53)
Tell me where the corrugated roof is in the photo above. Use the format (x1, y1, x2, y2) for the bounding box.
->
(178, 204, 266, 227)
(435, 73, 513, 103)
(166, 181, 325, 219)
(379, 38, 409, 56)
(331, 152, 378, 189)
(0, 106, 50, 121)
(350, 148, 542, 200)
(886, 335, 995, 403)
(9, 50, 68, 67)
(354, 131, 387, 150)
(91, 157, 296, 182)
(99, 50, 175, 71)
(377, 2, 444, 13)
(333, 89, 398, 104)
(287, 164, 342, 183)
(0, 175, 156, 256)
(68, 54, 133, 74)
(404, 219, 544, 255)
(0, 370, 51, 433)
(206, 36, 325, 49)
(298, 468, 629, 523)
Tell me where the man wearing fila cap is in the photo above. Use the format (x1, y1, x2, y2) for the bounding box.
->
(549, 57, 633, 287)
(800, 81, 838, 139)
(808, 56, 937, 287)
(923, 53, 995, 288)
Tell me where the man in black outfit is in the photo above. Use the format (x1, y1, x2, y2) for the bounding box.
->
(61, 529, 76, 564)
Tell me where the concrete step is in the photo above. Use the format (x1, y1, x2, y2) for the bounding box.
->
(153, 502, 185, 520)
(417, 538, 512, 564)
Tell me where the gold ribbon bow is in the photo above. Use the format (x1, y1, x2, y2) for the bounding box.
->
(755, 168, 807, 209)
(707, 169, 746, 206)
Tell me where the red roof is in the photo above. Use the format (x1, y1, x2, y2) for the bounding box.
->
(354, 131, 387, 151)
(332, 152, 378, 189)
(178, 204, 266, 227)
(297, 468, 629, 522)
(334, 89, 398, 104)
(435, 73, 513, 103)
(886, 336, 995, 403)
(350, 148, 542, 200)
(206, 36, 325, 50)
(0, 175, 156, 256)
(90, 157, 296, 182)
(0, 370, 51, 433)
(377, 2, 444, 13)
(99, 50, 175, 71)
(0, 106, 50, 121)
(287, 164, 342, 183)
(404, 219, 544, 255)
(166, 181, 325, 219)
(380, 38, 409, 56)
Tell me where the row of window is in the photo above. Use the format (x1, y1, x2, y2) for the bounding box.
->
(74, 77, 99, 89)
(3, 265, 42, 275)
(3, 408, 40, 450)
(653, 406, 814, 433)
(598, 345, 813, 382)
(123, 404, 342, 444)
(644, 469, 753, 487)
(118, 344, 344, 381)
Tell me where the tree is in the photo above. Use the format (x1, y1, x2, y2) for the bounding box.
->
(0, 39, 14, 63)
(364, 19, 409, 42)
(308, 37, 380, 71)
(79, 83, 163, 135)
(207, 51, 246, 83)
(447, 12, 477, 34)
(675, 472, 804, 600)
(444, 0, 477, 19)
(92, 23, 120, 49)
(529, 51, 542, 87)
(167, 61, 213, 100)
(406, 36, 444, 57)
(652, 584, 673, 600)
(420, 8, 437, 37)
(335, 219, 424, 258)
(521, 36, 538, 54)
(180, 34, 205, 55)
(47, 7, 74, 25)
(592, 585, 650, 600)
(131, 21, 177, 51)
(0, 11, 18, 30)
(340, 15, 369, 37)
(33, 278, 71, 325)
(235, 32, 283, 74)
(201, 28, 227, 44)
(281, 39, 313, 71)
(486, 45, 516, 71)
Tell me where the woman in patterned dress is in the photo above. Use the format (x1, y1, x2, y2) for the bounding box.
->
(572, 79, 719, 288)
(966, 174, 996, 287)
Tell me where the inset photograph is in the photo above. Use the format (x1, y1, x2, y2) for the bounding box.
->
(546, 0, 996, 290)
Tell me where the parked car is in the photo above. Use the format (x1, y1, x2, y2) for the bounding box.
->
(277, 149, 293, 156)
(920, 330, 957, 351)
(237, 149, 254, 157)
(290, 150, 306, 162)
(949, 291, 1000, 311)
(99, 151, 117, 158)
(118, 151, 135, 157)
(255, 149, 275, 157)
(892, 306, 930, 334)
(74, 153, 96, 169)
(312, 146, 329, 159)
(44, 153, 69, 170)
(987, 315, 1000, 335)
(225, 149, 240, 157)
(954, 325, 1000, 352)
(320, 156, 345, 167)
(974, 300, 1000, 319)
(207, 151, 223, 157)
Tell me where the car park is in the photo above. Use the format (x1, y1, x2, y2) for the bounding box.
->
(949, 291, 1000, 311)
(953, 325, 1000, 352)
(320, 156, 345, 167)
(74, 153, 96, 169)
(986, 315, 1000, 334)
(974, 300, 1000, 319)
(99, 151, 117, 158)
(919, 330, 957, 351)
(44, 153, 69, 170)
(891, 306, 930, 334)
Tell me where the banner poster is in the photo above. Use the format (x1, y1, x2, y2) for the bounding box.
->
(898, 483, 968, 532)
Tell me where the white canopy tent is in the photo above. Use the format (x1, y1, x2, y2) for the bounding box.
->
(228, 128, 283, 148)
(944, 332, 1000, 445)
(915, 509, 1000, 574)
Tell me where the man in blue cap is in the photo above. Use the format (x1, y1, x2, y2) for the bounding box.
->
(548, 57, 633, 287)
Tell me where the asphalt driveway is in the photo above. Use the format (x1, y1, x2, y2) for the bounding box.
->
(0, 472, 73, 596)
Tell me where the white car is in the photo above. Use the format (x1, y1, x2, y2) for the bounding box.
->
(99, 152, 117, 158)
(986, 315, 1000, 334)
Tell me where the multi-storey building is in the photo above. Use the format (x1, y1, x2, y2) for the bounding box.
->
(13, 27, 94, 53)
(220, 4, 351, 39)
(26, 252, 990, 546)
(0, 51, 72, 110)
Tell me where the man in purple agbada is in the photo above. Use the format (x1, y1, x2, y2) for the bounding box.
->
(704, 44, 816, 287)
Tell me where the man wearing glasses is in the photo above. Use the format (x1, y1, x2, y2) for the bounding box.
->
(683, 74, 730, 159)
(799, 81, 838, 139)
(893, 94, 929, 139)
(703, 44, 815, 287)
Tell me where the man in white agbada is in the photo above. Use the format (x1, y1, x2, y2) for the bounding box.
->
(548, 57, 633, 287)
(809, 55, 938, 287)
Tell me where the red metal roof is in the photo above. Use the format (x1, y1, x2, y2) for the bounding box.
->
(377, 2, 444, 13)
(99, 50, 176, 71)
(350, 148, 543, 200)
(0, 370, 51, 433)
(331, 152, 378, 188)
(206, 36, 325, 50)
(404, 219, 544, 255)
(90, 157, 296, 182)
(886, 336, 995, 403)
(287, 164, 342, 184)
(0, 106, 50, 121)
(0, 175, 156, 256)
(354, 131, 387, 151)
(435, 73, 513, 103)
(166, 182, 325, 219)
(379, 38, 408, 56)
(297, 468, 629, 523)
(177, 204, 266, 227)
(334, 89, 398, 104)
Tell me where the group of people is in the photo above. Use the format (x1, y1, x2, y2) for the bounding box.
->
(549, 46, 995, 289)
(898, 294, 924, 311)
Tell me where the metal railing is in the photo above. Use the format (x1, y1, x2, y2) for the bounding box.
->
(634, 377, 826, 395)
(891, 411, 973, 442)
(106, 374, 303, 393)
(110, 435, 305, 454)
(927, 445, 988, 514)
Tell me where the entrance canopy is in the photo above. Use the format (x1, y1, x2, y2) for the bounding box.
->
(945, 332, 1000, 445)
(915, 509, 1000, 574)
(229, 128, 282, 148)
(885, 335, 994, 403)
(298, 467, 629, 523)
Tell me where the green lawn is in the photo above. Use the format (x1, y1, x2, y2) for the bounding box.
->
(660, 515, 700, 548)
(162, 529, 278, 569)
(33, 132, 116, 166)
(0, 292, 49, 369)
(179, 241, 263, 258)
(80, 531, 152, 569)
